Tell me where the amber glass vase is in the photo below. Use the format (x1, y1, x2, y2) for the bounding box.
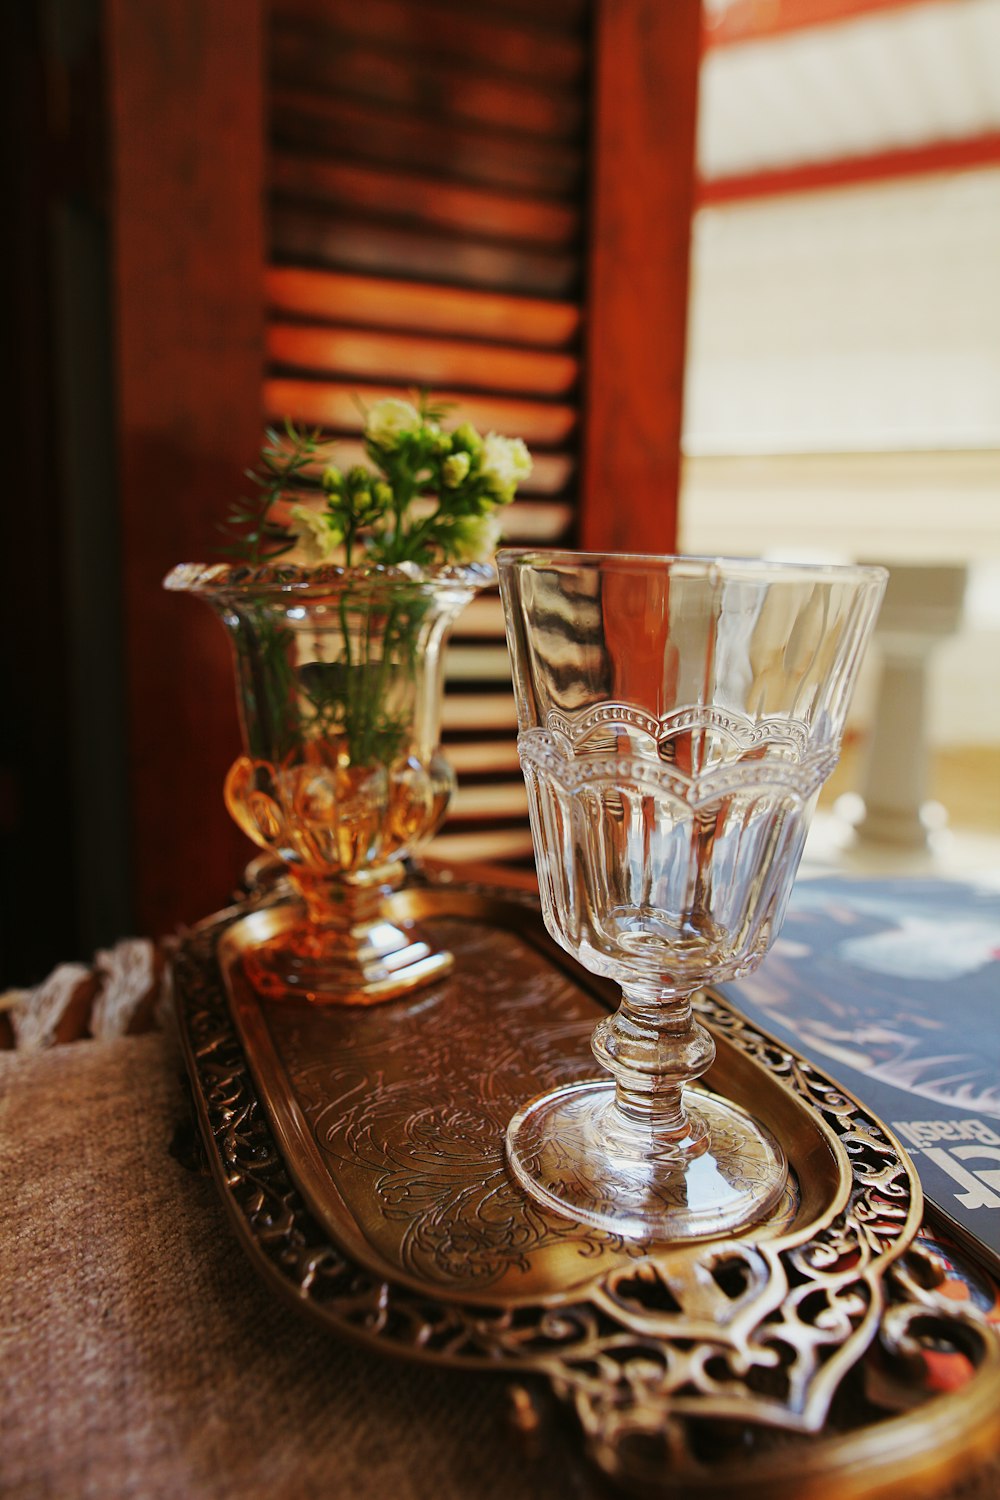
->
(165, 560, 491, 1003)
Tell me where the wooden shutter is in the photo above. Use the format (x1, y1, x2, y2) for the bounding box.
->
(265, 0, 591, 861)
(90, 0, 698, 950)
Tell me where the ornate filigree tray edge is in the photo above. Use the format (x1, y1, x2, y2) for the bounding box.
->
(172, 875, 1000, 1499)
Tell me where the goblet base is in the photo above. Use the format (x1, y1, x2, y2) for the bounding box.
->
(506, 1080, 787, 1242)
(242, 915, 453, 1006)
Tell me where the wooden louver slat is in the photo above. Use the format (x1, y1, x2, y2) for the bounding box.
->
(270, 28, 585, 140)
(266, 0, 590, 863)
(272, 88, 585, 197)
(274, 0, 587, 87)
(267, 324, 579, 397)
(265, 379, 579, 448)
(274, 441, 574, 502)
(271, 155, 581, 246)
(263, 433, 575, 502)
(270, 207, 580, 297)
(266, 268, 581, 346)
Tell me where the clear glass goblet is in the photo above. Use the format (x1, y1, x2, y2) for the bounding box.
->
(498, 551, 886, 1241)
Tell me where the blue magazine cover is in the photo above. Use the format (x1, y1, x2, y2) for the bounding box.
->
(720, 874, 1000, 1269)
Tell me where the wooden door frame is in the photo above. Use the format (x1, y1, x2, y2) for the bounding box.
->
(107, 0, 267, 937)
(581, 0, 702, 555)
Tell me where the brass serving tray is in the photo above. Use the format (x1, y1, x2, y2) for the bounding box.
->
(173, 872, 1000, 1498)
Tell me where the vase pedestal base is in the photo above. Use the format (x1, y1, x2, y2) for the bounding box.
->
(241, 896, 454, 1006)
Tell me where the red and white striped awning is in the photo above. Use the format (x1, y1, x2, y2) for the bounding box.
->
(698, 0, 1000, 199)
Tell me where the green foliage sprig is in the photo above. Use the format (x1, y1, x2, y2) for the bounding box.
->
(222, 393, 532, 569)
(219, 423, 331, 567)
(219, 395, 532, 769)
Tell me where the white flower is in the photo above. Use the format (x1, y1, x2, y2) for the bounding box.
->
(364, 397, 421, 450)
(442, 451, 471, 487)
(288, 504, 343, 564)
(450, 510, 506, 563)
(479, 434, 532, 500)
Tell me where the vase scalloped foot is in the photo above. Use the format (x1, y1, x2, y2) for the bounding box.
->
(241, 862, 453, 1005)
(242, 912, 453, 1006)
(505, 1080, 787, 1242)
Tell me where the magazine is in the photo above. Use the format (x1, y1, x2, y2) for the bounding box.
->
(719, 874, 1000, 1270)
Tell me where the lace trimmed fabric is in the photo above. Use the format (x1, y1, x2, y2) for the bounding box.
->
(2, 938, 168, 1050)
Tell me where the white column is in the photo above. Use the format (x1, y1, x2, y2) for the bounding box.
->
(856, 564, 967, 849)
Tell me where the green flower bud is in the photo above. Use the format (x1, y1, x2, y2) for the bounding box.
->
(321, 465, 343, 493)
(442, 452, 471, 488)
(451, 421, 483, 456)
(480, 433, 532, 503)
(448, 511, 504, 563)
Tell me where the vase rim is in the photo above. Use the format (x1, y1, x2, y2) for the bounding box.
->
(163, 559, 496, 597)
(497, 548, 888, 588)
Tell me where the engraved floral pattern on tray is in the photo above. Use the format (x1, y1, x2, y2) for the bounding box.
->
(268, 920, 646, 1287)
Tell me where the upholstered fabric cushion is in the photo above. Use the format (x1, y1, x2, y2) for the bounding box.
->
(0, 1030, 594, 1500)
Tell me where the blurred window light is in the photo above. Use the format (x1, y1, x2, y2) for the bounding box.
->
(684, 0, 1000, 457)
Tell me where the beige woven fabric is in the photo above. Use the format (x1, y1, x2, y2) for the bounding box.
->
(3, 1031, 999, 1500)
(1, 1032, 595, 1500)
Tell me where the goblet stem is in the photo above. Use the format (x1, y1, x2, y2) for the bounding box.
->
(505, 981, 788, 1240)
(591, 985, 715, 1155)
